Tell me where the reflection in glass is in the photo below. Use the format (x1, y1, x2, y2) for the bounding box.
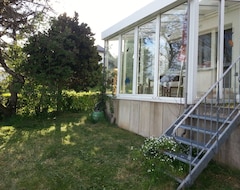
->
(159, 3, 188, 97)
(198, 33, 211, 68)
(120, 30, 134, 94)
(223, 29, 232, 88)
(137, 20, 156, 94)
(106, 38, 119, 95)
(197, 0, 219, 97)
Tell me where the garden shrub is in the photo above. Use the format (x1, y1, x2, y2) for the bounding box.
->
(62, 90, 99, 112)
(18, 84, 57, 116)
(18, 89, 100, 116)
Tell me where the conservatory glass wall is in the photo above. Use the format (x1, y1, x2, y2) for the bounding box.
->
(137, 19, 156, 95)
(159, 3, 188, 97)
(196, 0, 240, 98)
(105, 37, 119, 95)
(223, 1, 240, 100)
(196, 0, 219, 97)
(120, 30, 135, 94)
(104, 1, 189, 99)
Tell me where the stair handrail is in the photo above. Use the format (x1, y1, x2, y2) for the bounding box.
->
(172, 55, 240, 136)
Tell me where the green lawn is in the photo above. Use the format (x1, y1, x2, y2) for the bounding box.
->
(0, 112, 240, 190)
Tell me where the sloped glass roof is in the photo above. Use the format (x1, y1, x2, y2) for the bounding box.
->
(200, 0, 239, 17)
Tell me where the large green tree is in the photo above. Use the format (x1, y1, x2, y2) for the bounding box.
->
(22, 13, 102, 112)
(0, 0, 51, 117)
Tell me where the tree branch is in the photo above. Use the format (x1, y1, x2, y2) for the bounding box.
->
(0, 48, 24, 83)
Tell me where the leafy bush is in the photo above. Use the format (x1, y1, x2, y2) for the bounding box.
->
(18, 88, 100, 116)
(1, 92, 10, 106)
(62, 90, 99, 112)
(18, 83, 57, 116)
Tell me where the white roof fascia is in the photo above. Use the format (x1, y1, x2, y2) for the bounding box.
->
(102, 0, 185, 40)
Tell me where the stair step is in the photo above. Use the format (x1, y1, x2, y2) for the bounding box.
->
(164, 151, 200, 166)
(174, 136, 210, 150)
(189, 114, 230, 123)
(163, 171, 183, 184)
(179, 124, 217, 135)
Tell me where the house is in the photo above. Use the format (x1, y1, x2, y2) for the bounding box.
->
(96, 45, 105, 64)
(102, 0, 240, 188)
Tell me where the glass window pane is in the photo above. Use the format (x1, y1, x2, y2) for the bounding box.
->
(137, 20, 156, 94)
(106, 38, 119, 95)
(198, 33, 211, 68)
(223, 28, 233, 88)
(197, 0, 219, 97)
(224, 1, 240, 94)
(159, 3, 188, 97)
(120, 30, 134, 94)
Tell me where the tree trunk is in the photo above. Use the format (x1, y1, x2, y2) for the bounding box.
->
(57, 84, 62, 113)
(0, 49, 24, 117)
(0, 93, 18, 117)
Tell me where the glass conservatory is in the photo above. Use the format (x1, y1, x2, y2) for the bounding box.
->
(102, 0, 240, 104)
(102, 0, 240, 173)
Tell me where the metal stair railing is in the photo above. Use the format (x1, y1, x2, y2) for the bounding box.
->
(172, 55, 240, 137)
(163, 55, 240, 189)
(176, 104, 240, 190)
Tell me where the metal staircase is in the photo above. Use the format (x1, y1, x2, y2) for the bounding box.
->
(162, 56, 240, 189)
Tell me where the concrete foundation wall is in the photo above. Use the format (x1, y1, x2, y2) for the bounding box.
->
(112, 99, 184, 137)
(110, 99, 240, 170)
(215, 125, 240, 170)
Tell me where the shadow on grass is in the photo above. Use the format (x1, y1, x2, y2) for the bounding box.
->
(1, 112, 240, 190)
(1, 112, 169, 190)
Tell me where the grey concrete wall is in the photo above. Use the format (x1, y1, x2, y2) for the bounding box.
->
(109, 99, 240, 170)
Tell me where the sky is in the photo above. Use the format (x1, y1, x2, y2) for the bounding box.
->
(51, 0, 154, 46)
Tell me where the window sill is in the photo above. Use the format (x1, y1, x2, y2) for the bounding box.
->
(197, 66, 216, 71)
(114, 94, 185, 104)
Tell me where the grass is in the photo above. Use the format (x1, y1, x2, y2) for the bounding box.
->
(0, 112, 240, 190)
